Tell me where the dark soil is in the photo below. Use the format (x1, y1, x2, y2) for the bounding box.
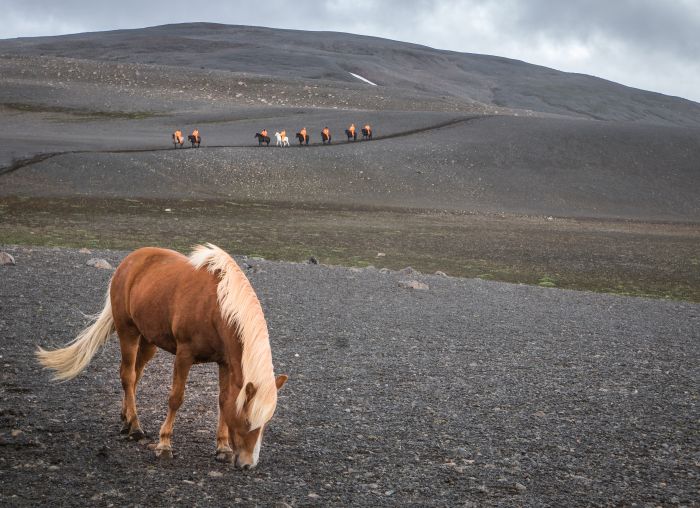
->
(1, 246, 698, 506)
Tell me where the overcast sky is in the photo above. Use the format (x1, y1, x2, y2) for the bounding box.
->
(2, 0, 699, 102)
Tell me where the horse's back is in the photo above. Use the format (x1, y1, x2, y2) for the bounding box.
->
(111, 248, 221, 352)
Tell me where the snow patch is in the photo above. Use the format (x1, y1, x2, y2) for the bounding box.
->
(349, 72, 377, 86)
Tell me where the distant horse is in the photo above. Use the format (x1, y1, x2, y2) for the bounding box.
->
(275, 132, 289, 147)
(172, 133, 184, 148)
(36, 244, 288, 469)
(345, 129, 357, 141)
(296, 133, 309, 146)
(361, 128, 372, 140)
(255, 133, 271, 146)
(188, 135, 201, 148)
(321, 131, 331, 144)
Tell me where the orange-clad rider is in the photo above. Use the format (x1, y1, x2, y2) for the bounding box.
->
(322, 126, 330, 139)
(300, 127, 308, 143)
(349, 123, 356, 136)
(280, 129, 286, 139)
(191, 128, 200, 143)
(261, 128, 268, 138)
(363, 124, 371, 135)
(173, 129, 183, 144)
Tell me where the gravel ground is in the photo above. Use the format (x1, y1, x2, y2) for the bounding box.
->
(1, 245, 698, 507)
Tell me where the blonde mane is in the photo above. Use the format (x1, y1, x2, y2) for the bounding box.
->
(188, 243, 277, 429)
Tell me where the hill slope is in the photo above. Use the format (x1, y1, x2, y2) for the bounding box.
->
(2, 22, 699, 126)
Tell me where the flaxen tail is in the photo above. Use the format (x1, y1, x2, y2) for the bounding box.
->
(36, 286, 114, 381)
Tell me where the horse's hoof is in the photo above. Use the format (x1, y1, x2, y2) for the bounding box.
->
(129, 429, 146, 441)
(120, 422, 131, 435)
(155, 447, 173, 460)
(215, 450, 235, 463)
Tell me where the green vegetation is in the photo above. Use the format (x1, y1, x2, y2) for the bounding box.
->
(1, 196, 698, 302)
(1, 102, 158, 120)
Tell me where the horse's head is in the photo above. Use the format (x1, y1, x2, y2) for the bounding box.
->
(228, 374, 288, 469)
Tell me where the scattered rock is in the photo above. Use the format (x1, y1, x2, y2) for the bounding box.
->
(399, 266, 420, 275)
(398, 280, 429, 290)
(378, 268, 391, 274)
(208, 471, 224, 478)
(86, 258, 113, 270)
(515, 482, 527, 492)
(434, 271, 448, 277)
(533, 410, 546, 418)
(307, 256, 319, 265)
(78, 248, 92, 254)
(376, 252, 386, 257)
(0, 252, 16, 266)
(307, 492, 319, 499)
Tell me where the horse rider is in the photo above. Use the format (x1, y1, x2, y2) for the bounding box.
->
(261, 128, 268, 138)
(173, 129, 184, 145)
(191, 128, 200, 144)
(363, 123, 372, 137)
(300, 127, 308, 145)
(280, 129, 286, 140)
(348, 123, 356, 141)
(322, 126, 331, 143)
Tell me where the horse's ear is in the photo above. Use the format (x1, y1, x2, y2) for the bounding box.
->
(245, 382, 257, 403)
(275, 374, 288, 390)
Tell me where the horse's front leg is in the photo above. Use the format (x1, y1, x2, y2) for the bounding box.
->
(154, 350, 193, 459)
(215, 364, 235, 463)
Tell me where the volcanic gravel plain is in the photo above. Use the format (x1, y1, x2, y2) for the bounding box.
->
(0, 23, 699, 507)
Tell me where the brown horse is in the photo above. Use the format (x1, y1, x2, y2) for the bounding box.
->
(36, 244, 288, 469)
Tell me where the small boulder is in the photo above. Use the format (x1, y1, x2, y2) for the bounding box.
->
(0, 252, 16, 266)
(434, 271, 448, 277)
(307, 256, 319, 265)
(78, 248, 92, 254)
(398, 280, 429, 290)
(86, 258, 113, 270)
(399, 266, 420, 275)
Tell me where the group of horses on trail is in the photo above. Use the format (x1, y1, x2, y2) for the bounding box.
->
(255, 123, 373, 147)
(172, 128, 201, 148)
(171, 123, 373, 148)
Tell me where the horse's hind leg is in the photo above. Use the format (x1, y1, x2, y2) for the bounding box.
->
(118, 328, 147, 440)
(135, 339, 157, 391)
(155, 350, 193, 459)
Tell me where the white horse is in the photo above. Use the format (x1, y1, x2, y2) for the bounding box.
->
(275, 132, 289, 147)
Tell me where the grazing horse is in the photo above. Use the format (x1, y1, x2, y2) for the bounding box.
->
(295, 133, 309, 146)
(36, 244, 288, 469)
(255, 133, 271, 146)
(275, 132, 289, 147)
(188, 134, 201, 148)
(345, 129, 357, 142)
(361, 128, 372, 140)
